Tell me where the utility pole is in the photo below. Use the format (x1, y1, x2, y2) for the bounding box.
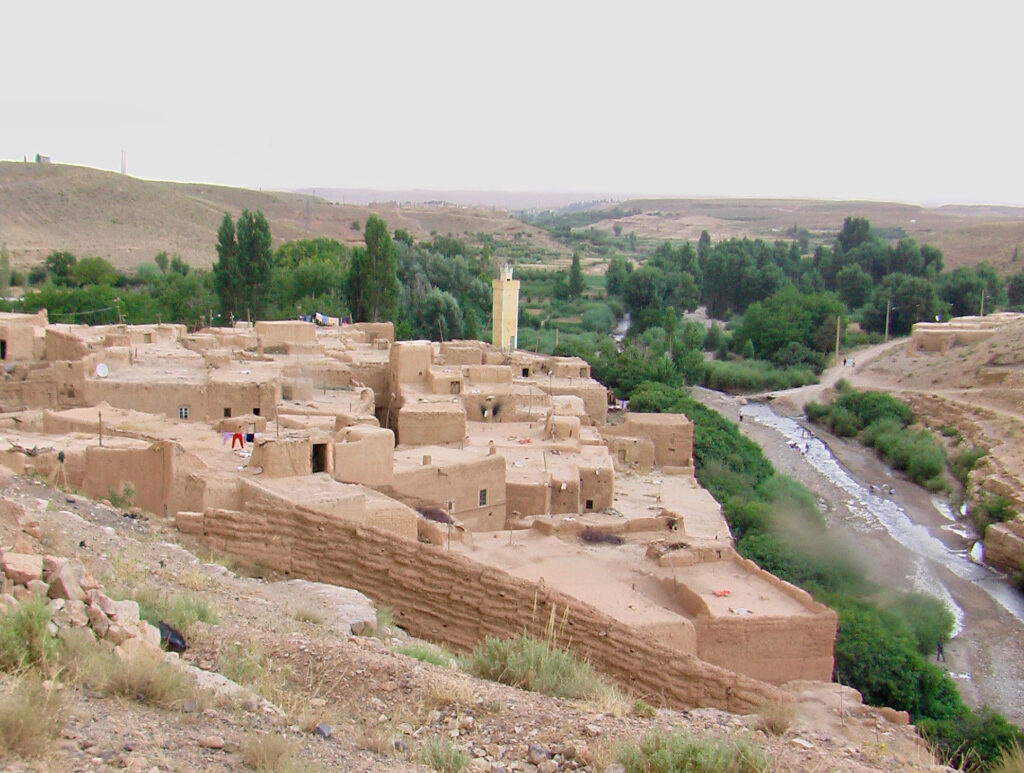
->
(884, 299, 892, 342)
(980, 289, 986, 317)
(835, 315, 842, 359)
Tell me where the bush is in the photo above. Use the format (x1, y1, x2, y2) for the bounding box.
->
(124, 586, 219, 632)
(612, 730, 769, 773)
(396, 642, 454, 667)
(973, 494, 1016, 536)
(0, 597, 57, 672)
(0, 674, 63, 758)
(919, 707, 1024, 773)
(951, 447, 987, 488)
(241, 732, 301, 773)
(462, 632, 615, 700)
(422, 738, 470, 773)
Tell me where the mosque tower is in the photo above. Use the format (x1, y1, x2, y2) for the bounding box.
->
(491, 263, 520, 353)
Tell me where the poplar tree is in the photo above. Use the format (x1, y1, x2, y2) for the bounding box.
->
(345, 214, 399, 322)
(213, 212, 240, 322)
(236, 209, 273, 320)
(568, 252, 585, 298)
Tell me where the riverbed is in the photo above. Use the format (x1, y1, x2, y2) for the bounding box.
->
(692, 386, 1024, 725)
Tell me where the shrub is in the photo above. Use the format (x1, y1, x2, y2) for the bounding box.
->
(612, 729, 769, 773)
(101, 649, 198, 708)
(919, 707, 1024, 773)
(990, 742, 1024, 773)
(880, 593, 954, 655)
(127, 586, 219, 632)
(395, 642, 454, 667)
(241, 733, 301, 773)
(951, 447, 987, 488)
(0, 674, 63, 758)
(0, 597, 57, 672)
(421, 738, 469, 773)
(757, 699, 796, 735)
(462, 632, 614, 700)
(826, 405, 862, 437)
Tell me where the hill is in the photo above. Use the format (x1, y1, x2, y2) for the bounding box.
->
(0, 469, 936, 771)
(0, 162, 562, 271)
(585, 198, 1024, 272)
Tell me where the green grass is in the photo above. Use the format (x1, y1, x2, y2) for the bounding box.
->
(0, 597, 57, 672)
(612, 729, 770, 773)
(421, 738, 469, 773)
(123, 585, 219, 632)
(395, 642, 454, 667)
(461, 632, 620, 701)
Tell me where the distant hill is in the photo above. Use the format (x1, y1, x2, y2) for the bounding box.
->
(0, 162, 561, 270)
(584, 198, 1024, 273)
(3, 161, 1023, 273)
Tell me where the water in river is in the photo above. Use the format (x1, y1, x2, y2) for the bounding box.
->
(741, 401, 1024, 634)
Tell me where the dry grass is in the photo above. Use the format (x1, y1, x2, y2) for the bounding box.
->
(355, 721, 400, 756)
(757, 698, 797, 736)
(0, 674, 64, 758)
(293, 608, 324, 625)
(101, 649, 199, 709)
(241, 732, 303, 773)
(992, 743, 1024, 773)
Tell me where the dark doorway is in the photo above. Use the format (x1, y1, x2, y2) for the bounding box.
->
(311, 443, 328, 473)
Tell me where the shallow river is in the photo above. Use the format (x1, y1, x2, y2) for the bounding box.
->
(742, 401, 1024, 633)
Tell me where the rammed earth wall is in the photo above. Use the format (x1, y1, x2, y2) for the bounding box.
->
(178, 501, 787, 712)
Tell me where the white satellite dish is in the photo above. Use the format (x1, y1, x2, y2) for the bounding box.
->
(95, 363, 109, 378)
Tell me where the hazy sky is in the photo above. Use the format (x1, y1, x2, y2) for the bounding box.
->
(5, 1, 1022, 205)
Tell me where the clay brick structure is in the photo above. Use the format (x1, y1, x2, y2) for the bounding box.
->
(0, 310, 837, 703)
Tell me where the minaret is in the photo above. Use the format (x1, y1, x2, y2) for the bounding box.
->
(491, 263, 520, 353)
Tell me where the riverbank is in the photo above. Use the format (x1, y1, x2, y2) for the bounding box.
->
(690, 385, 1024, 726)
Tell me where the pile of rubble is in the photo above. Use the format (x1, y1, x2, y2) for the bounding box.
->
(0, 506, 165, 662)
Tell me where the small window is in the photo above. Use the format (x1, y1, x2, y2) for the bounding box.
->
(223, 408, 232, 418)
(478, 489, 487, 506)
(522, 368, 529, 377)
(0, 340, 7, 360)
(253, 407, 261, 416)
(449, 381, 461, 395)
(580, 368, 587, 378)
(143, 333, 153, 343)
(178, 405, 190, 420)
(585, 499, 594, 510)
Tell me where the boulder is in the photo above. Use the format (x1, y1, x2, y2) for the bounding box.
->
(26, 579, 50, 597)
(0, 551, 43, 585)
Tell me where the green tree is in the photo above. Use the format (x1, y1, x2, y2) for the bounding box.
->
(345, 214, 400, 322)
(213, 212, 241, 322)
(154, 251, 170, 273)
(70, 256, 118, 287)
(836, 264, 873, 309)
(45, 251, 77, 286)
(235, 209, 273, 320)
(837, 216, 873, 252)
(1007, 272, 1024, 307)
(0, 243, 10, 299)
(568, 252, 585, 298)
(605, 255, 631, 296)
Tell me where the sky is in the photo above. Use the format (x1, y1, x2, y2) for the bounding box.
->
(4, 1, 1023, 206)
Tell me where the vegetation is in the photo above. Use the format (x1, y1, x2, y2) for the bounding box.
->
(213, 210, 273, 322)
(623, 379, 1021, 769)
(0, 675, 64, 758)
(610, 729, 769, 773)
(805, 383, 946, 488)
(346, 214, 400, 323)
(241, 733, 302, 773)
(0, 597, 58, 671)
(421, 737, 470, 773)
(395, 642, 455, 667)
(462, 631, 620, 701)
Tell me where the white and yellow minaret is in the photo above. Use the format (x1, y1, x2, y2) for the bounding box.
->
(491, 263, 520, 353)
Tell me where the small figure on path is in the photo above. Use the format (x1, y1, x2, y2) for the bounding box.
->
(936, 640, 946, 662)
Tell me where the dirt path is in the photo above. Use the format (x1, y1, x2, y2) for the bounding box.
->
(690, 377, 1024, 726)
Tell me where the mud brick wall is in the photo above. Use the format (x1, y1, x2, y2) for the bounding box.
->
(185, 502, 785, 713)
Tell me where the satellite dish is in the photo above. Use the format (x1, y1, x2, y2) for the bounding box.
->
(95, 363, 109, 378)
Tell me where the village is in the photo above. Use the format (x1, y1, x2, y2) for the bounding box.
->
(0, 268, 837, 709)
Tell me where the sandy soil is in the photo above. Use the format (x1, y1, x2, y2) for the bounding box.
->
(691, 350, 1024, 726)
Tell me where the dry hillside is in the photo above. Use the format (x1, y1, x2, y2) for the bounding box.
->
(589, 198, 1024, 272)
(0, 468, 941, 772)
(0, 162, 562, 271)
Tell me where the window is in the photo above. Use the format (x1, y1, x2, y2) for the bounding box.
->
(585, 499, 594, 510)
(478, 489, 487, 506)
(449, 381, 461, 395)
(178, 406, 190, 420)
(223, 408, 232, 418)
(253, 407, 261, 416)
(522, 368, 529, 377)
(0, 340, 6, 360)
(311, 443, 328, 473)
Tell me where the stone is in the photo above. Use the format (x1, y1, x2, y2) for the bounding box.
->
(17, 516, 41, 540)
(0, 551, 43, 584)
(527, 744, 550, 765)
(47, 560, 91, 602)
(584, 724, 602, 737)
(877, 706, 910, 725)
(141, 622, 162, 648)
(0, 593, 18, 614)
(198, 735, 225, 750)
(27, 578, 49, 597)
(87, 603, 111, 638)
(602, 765, 626, 773)
(313, 723, 332, 739)
(106, 623, 135, 645)
(538, 762, 558, 773)
(111, 599, 141, 623)
(791, 737, 815, 749)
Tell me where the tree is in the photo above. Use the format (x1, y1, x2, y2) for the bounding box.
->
(605, 255, 631, 296)
(45, 251, 77, 286)
(154, 252, 170, 273)
(345, 214, 399, 322)
(1007, 272, 1024, 307)
(837, 217, 873, 253)
(235, 210, 273, 320)
(836, 264, 873, 310)
(0, 243, 10, 299)
(70, 256, 118, 287)
(568, 252, 585, 298)
(213, 212, 241, 322)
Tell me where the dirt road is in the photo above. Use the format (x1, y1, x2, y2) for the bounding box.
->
(691, 363, 1024, 725)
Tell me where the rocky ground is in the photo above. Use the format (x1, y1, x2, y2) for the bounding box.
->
(0, 466, 945, 772)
